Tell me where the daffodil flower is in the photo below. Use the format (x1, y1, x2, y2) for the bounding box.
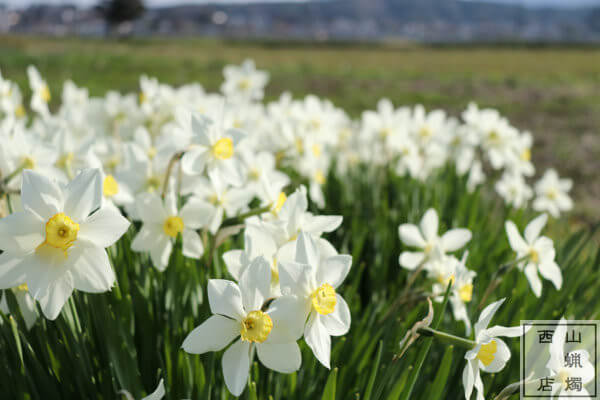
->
(182, 257, 304, 396)
(505, 214, 562, 297)
(398, 208, 472, 270)
(131, 191, 207, 271)
(0, 284, 38, 330)
(181, 114, 247, 187)
(463, 298, 528, 400)
(0, 169, 130, 320)
(545, 317, 595, 398)
(221, 59, 269, 102)
(533, 169, 573, 218)
(278, 232, 352, 369)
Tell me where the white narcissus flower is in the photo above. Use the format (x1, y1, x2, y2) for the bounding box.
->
(532, 169, 573, 218)
(221, 59, 269, 102)
(182, 257, 304, 396)
(131, 191, 208, 271)
(27, 65, 51, 118)
(463, 298, 528, 400)
(495, 172, 533, 209)
(545, 317, 595, 398)
(505, 214, 562, 297)
(278, 232, 352, 369)
(0, 284, 38, 330)
(0, 169, 130, 320)
(181, 114, 247, 187)
(398, 208, 472, 270)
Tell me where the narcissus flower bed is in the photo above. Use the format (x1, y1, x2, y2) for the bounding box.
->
(0, 61, 596, 400)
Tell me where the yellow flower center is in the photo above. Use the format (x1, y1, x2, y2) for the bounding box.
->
(211, 138, 234, 160)
(312, 144, 322, 158)
(22, 156, 36, 170)
(557, 370, 570, 388)
(458, 283, 473, 302)
(310, 119, 321, 131)
(419, 127, 431, 138)
(43, 213, 79, 253)
(15, 104, 26, 118)
(295, 138, 304, 155)
(163, 216, 184, 238)
(488, 130, 500, 143)
(139, 91, 147, 104)
(240, 310, 272, 343)
(145, 176, 161, 192)
(209, 194, 222, 206)
(56, 152, 74, 168)
(311, 283, 337, 315)
(476, 340, 497, 367)
(521, 148, 531, 161)
(314, 170, 326, 185)
(40, 85, 51, 103)
(529, 248, 539, 263)
(547, 188, 558, 200)
(271, 192, 287, 215)
(15, 283, 29, 292)
(248, 168, 261, 181)
(271, 261, 280, 287)
(147, 147, 157, 160)
(379, 128, 391, 139)
(237, 79, 251, 90)
(103, 175, 119, 198)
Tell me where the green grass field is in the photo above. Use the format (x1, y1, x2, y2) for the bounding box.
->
(1, 36, 599, 220)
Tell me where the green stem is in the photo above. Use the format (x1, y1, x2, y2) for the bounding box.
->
(222, 205, 271, 227)
(478, 255, 529, 309)
(2, 162, 27, 187)
(417, 327, 477, 349)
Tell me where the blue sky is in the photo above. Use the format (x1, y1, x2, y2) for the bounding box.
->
(2, 0, 599, 8)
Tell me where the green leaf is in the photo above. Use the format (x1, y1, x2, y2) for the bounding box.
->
(321, 367, 338, 400)
(363, 341, 383, 400)
(427, 345, 454, 400)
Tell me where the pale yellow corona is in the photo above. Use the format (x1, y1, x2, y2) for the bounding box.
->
(240, 310, 272, 343)
(272, 192, 287, 215)
(40, 85, 51, 102)
(529, 248, 539, 263)
(103, 175, 119, 198)
(22, 156, 36, 170)
(42, 213, 80, 254)
(458, 283, 473, 302)
(56, 152, 74, 168)
(476, 340, 497, 367)
(212, 138, 234, 160)
(311, 283, 337, 315)
(163, 216, 184, 238)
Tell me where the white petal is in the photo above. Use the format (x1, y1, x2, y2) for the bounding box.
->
(462, 360, 476, 400)
(222, 338, 251, 397)
(131, 224, 159, 252)
(420, 208, 438, 242)
(305, 313, 331, 369)
(182, 315, 239, 354)
(548, 318, 566, 368)
(475, 298, 505, 337)
(181, 147, 208, 175)
(36, 275, 74, 320)
(524, 214, 548, 243)
(295, 232, 320, 267)
(399, 251, 425, 270)
(278, 261, 314, 297)
(79, 206, 130, 248)
(302, 215, 343, 234)
(0, 253, 27, 289)
(179, 199, 211, 229)
(317, 255, 352, 289)
(398, 224, 426, 248)
(239, 256, 271, 312)
(63, 169, 103, 222)
(15, 291, 38, 330)
(137, 193, 167, 224)
(256, 342, 301, 373)
(505, 220, 528, 252)
(68, 245, 115, 293)
(208, 279, 245, 321)
(440, 229, 471, 252)
(0, 211, 44, 254)
(266, 295, 308, 343)
(21, 170, 63, 220)
(485, 325, 525, 338)
(141, 379, 165, 400)
(182, 229, 204, 259)
(150, 237, 172, 272)
(320, 294, 350, 336)
(222, 250, 245, 281)
(538, 261, 562, 290)
(524, 263, 542, 297)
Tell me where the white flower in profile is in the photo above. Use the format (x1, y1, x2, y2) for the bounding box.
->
(0, 169, 130, 320)
(131, 190, 208, 271)
(495, 172, 533, 209)
(221, 59, 269, 102)
(27, 65, 51, 117)
(182, 257, 304, 396)
(181, 114, 247, 187)
(505, 214, 562, 297)
(278, 232, 352, 369)
(466, 160, 485, 193)
(119, 378, 165, 400)
(398, 208, 472, 270)
(0, 284, 38, 330)
(223, 224, 281, 297)
(532, 169, 573, 218)
(463, 298, 528, 400)
(545, 317, 595, 398)
(430, 253, 476, 335)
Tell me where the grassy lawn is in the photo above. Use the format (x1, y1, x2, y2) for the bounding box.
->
(1, 35, 599, 220)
